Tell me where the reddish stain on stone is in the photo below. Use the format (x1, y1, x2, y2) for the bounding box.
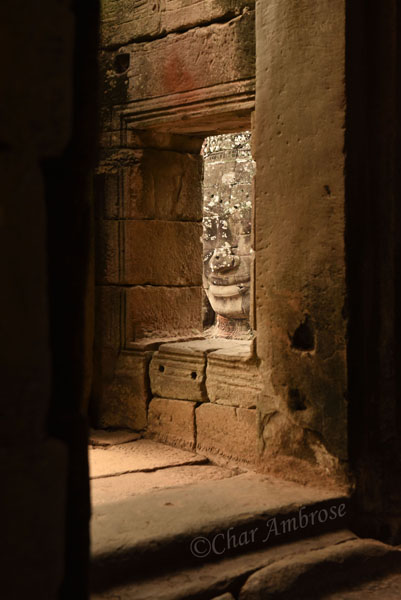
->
(163, 48, 196, 95)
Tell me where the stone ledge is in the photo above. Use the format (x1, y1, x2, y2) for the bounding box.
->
(149, 339, 240, 401)
(89, 439, 206, 479)
(91, 472, 348, 591)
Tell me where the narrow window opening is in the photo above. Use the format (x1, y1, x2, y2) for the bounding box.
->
(201, 131, 254, 340)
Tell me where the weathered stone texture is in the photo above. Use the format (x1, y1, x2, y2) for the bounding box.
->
(206, 346, 262, 409)
(100, 0, 254, 49)
(254, 0, 347, 464)
(238, 538, 401, 600)
(101, 9, 255, 106)
(148, 397, 196, 449)
(125, 220, 202, 285)
(96, 351, 152, 431)
(96, 220, 202, 285)
(126, 285, 203, 339)
(150, 349, 207, 401)
(96, 150, 203, 221)
(149, 338, 241, 401)
(196, 403, 258, 463)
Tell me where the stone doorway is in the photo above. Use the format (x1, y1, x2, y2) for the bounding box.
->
(93, 124, 262, 466)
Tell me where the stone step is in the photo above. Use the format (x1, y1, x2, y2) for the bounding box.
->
(91, 530, 401, 600)
(90, 472, 349, 592)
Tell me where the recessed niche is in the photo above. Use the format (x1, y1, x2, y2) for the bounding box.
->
(201, 132, 255, 340)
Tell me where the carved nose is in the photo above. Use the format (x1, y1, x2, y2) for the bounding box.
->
(210, 248, 239, 272)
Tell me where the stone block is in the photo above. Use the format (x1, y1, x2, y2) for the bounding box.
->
(97, 351, 152, 431)
(126, 285, 202, 340)
(123, 150, 203, 221)
(148, 397, 196, 450)
(95, 150, 203, 221)
(196, 403, 258, 463)
(100, 0, 254, 48)
(96, 219, 202, 285)
(206, 344, 263, 409)
(149, 338, 239, 401)
(101, 10, 255, 105)
(124, 220, 202, 285)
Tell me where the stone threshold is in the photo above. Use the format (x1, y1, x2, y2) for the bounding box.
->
(90, 472, 349, 592)
(91, 529, 401, 600)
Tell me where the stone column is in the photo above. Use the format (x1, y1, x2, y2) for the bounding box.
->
(254, 0, 347, 474)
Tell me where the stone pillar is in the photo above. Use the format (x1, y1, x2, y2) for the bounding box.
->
(254, 0, 347, 474)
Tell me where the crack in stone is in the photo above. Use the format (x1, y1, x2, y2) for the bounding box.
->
(102, 8, 253, 52)
(90, 457, 210, 480)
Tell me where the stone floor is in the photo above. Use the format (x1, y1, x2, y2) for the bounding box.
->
(89, 431, 401, 599)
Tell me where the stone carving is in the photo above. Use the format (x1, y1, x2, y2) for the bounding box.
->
(202, 132, 254, 338)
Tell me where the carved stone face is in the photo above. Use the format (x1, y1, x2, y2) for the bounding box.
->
(202, 194, 252, 321)
(202, 133, 254, 334)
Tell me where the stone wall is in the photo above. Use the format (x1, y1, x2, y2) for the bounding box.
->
(95, 0, 350, 482)
(147, 339, 262, 463)
(93, 0, 255, 430)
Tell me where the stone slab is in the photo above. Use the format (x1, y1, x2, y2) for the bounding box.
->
(89, 429, 142, 447)
(196, 403, 258, 463)
(91, 530, 354, 599)
(148, 397, 196, 450)
(89, 439, 207, 479)
(126, 335, 204, 352)
(324, 573, 401, 599)
(149, 339, 239, 401)
(239, 538, 401, 600)
(91, 464, 235, 506)
(91, 476, 349, 591)
(126, 285, 202, 340)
